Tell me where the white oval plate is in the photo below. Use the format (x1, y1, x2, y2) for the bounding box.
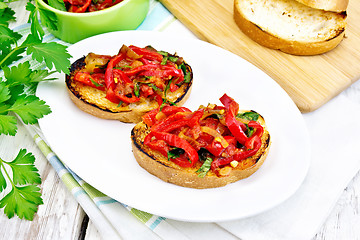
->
(37, 31, 310, 222)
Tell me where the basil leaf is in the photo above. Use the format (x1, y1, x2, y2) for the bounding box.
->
(167, 148, 185, 161)
(134, 82, 140, 97)
(89, 77, 103, 87)
(196, 157, 213, 178)
(237, 111, 259, 121)
(168, 56, 178, 63)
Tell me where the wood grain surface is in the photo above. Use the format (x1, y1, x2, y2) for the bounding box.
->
(159, 0, 360, 112)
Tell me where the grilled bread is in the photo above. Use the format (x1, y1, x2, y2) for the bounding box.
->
(66, 45, 193, 123)
(234, 0, 347, 55)
(131, 94, 271, 189)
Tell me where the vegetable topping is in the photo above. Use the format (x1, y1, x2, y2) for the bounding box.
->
(72, 45, 191, 107)
(142, 94, 265, 177)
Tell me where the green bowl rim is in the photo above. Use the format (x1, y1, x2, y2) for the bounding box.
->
(36, 0, 142, 17)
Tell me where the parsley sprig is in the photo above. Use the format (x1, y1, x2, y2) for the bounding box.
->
(0, 0, 72, 220)
(0, 149, 43, 220)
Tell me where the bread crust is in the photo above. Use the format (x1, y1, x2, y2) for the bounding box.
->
(131, 113, 271, 189)
(234, 0, 347, 55)
(295, 0, 348, 12)
(66, 54, 193, 123)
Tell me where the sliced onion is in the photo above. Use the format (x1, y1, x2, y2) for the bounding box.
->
(200, 126, 229, 148)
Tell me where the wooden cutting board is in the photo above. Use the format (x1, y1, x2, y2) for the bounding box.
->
(159, 0, 360, 112)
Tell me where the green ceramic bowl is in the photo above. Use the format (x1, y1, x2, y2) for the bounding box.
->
(36, 0, 149, 43)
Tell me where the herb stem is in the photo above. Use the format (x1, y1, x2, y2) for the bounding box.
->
(0, 159, 14, 187)
(0, 46, 26, 68)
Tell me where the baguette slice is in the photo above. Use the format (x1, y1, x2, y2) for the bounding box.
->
(66, 47, 193, 123)
(295, 0, 349, 12)
(131, 103, 271, 189)
(234, 0, 347, 55)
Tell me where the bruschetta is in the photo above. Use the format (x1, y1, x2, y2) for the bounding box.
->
(66, 45, 193, 123)
(131, 94, 271, 189)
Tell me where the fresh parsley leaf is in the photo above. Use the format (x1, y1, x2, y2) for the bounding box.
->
(0, 82, 11, 103)
(0, 149, 43, 220)
(3, 62, 32, 87)
(9, 95, 51, 125)
(7, 149, 41, 185)
(26, 2, 44, 41)
(27, 42, 71, 74)
(0, 114, 17, 136)
(237, 111, 259, 121)
(196, 157, 213, 177)
(0, 185, 43, 220)
(0, 168, 6, 192)
(47, 0, 66, 11)
(0, 26, 22, 49)
(38, 6, 58, 31)
(29, 69, 57, 83)
(0, 5, 15, 26)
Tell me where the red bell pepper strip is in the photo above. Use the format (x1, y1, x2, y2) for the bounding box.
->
(245, 121, 264, 149)
(220, 94, 238, 112)
(233, 135, 261, 161)
(114, 91, 140, 104)
(170, 155, 194, 168)
(146, 140, 170, 156)
(225, 111, 248, 145)
(113, 69, 132, 84)
(152, 112, 188, 132)
(105, 53, 125, 90)
(206, 140, 224, 157)
(123, 64, 159, 77)
(211, 135, 262, 170)
(151, 131, 198, 167)
(129, 45, 163, 62)
(142, 108, 160, 126)
(161, 106, 191, 116)
(74, 0, 91, 12)
(220, 94, 248, 144)
(105, 87, 121, 104)
(73, 72, 105, 91)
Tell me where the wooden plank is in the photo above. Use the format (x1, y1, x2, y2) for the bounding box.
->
(0, 125, 85, 239)
(159, 0, 360, 112)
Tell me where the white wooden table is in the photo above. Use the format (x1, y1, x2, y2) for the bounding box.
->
(1, 1, 360, 239)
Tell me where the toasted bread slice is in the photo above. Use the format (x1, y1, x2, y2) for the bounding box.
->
(234, 0, 347, 55)
(66, 47, 193, 123)
(131, 106, 271, 189)
(295, 0, 349, 12)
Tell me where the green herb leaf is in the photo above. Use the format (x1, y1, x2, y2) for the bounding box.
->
(26, 2, 44, 41)
(7, 149, 41, 185)
(237, 111, 259, 121)
(0, 82, 11, 103)
(196, 157, 213, 178)
(27, 42, 71, 74)
(0, 168, 6, 192)
(0, 26, 22, 50)
(89, 77, 103, 87)
(0, 185, 43, 220)
(160, 56, 168, 65)
(47, 0, 66, 11)
(10, 95, 51, 125)
(0, 5, 16, 26)
(0, 149, 43, 220)
(38, 7, 58, 31)
(3, 62, 32, 87)
(167, 148, 185, 161)
(0, 114, 17, 136)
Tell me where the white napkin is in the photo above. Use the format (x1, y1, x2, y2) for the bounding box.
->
(210, 92, 360, 240)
